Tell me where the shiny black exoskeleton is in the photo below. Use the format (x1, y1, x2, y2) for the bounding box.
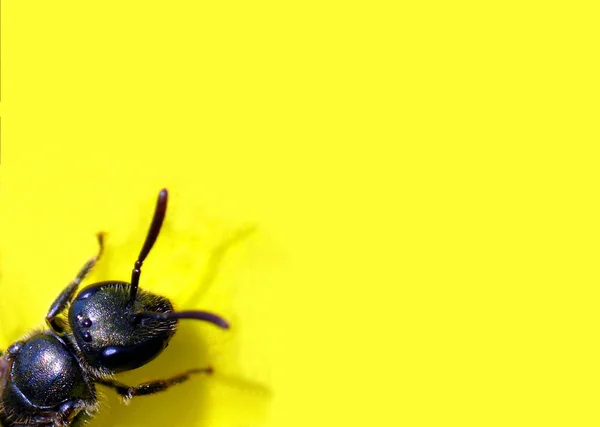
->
(0, 189, 229, 426)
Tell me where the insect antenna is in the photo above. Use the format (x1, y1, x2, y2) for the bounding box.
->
(131, 310, 230, 329)
(129, 189, 169, 307)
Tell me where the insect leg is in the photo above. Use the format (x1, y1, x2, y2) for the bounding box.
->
(27, 402, 81, 426)
(46, 233, 105, 333)
(97, 368, 212, 399)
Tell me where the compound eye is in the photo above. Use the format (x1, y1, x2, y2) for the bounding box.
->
(98, 338, 169, 372)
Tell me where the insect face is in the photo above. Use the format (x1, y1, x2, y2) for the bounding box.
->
(68, 281, 177, 373)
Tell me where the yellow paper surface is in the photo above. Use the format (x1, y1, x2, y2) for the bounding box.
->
(1, 1, 599, 426)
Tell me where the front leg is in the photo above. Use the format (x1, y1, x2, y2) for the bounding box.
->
(25, 400, 93, 427)
(46, 233, 105, 333)
(97, 368, 213, 400)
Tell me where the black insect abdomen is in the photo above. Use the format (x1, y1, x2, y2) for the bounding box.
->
(0, 333, 95, 426)
(10, 333, 91, 408)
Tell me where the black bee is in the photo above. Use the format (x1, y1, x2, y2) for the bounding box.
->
(0, 189, 229, 426)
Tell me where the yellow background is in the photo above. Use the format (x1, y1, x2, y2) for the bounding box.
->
(0, 1, 599, 426)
